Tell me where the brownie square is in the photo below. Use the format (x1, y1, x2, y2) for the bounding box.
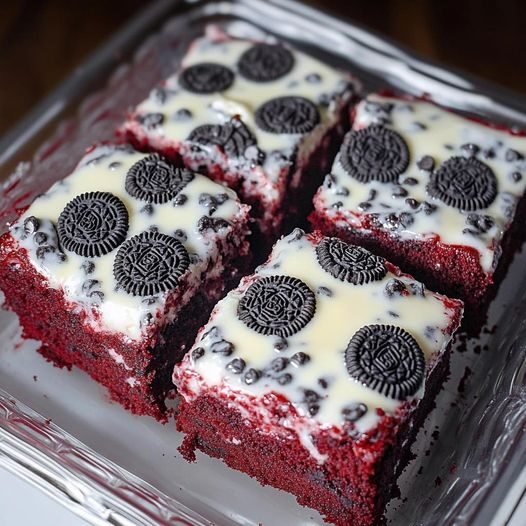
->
(310, 94, 526, 330)
(173, 229, 463, 525)
(0, 145, 250, 420)
(121, 28, 358, 244)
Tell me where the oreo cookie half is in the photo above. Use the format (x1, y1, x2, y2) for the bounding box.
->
(125, 154, 194, 204)
(179, 63, 234, 94)
(255, 96, 320, 134)
(340, 125, 410, 183)
(188, 118, 257, 158)
(316, 237, 386, 285)
(238, 44, 294, 82)
(345, 324, 425, 400)
(237, 275, 316, 338)
(113, 231, 190, 296)
(427, 156, 498, 211)
(58, 192, 128, 258)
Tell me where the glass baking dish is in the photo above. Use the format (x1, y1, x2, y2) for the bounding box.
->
(1, 1, 526, 524)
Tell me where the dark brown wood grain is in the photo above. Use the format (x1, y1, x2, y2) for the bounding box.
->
(0, 0, 525, 136)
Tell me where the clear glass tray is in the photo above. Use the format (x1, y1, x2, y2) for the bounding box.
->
(1, 1, 526, 524)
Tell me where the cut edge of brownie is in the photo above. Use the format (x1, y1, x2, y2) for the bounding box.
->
(0, 222, 251, 421)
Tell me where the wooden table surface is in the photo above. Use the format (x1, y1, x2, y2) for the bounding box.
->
(0, 0, 525, 137)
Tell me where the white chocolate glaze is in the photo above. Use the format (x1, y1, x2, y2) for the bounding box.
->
(174, 231, 462, 459)
(129, 34, 352, 181)
(10, 145, 249, 340)
(315, 94, 526, 273)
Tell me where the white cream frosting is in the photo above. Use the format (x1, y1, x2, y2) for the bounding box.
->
(174, 231, 461, 449)
(129, 33, 352, 184)
(315, 94, 526, 272)
(10, 145, 249, 341)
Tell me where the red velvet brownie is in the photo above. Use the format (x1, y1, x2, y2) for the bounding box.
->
(121, 27, 357, 242)
(310, 94, 526, 328)
(173, 230, 463, 526)
(0, 145, 250, 420)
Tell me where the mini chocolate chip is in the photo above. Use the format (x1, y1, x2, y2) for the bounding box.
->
(23, 216, 40, 236)
(151, 87, 167, 105)
(424, 326, 436, 339)
(305, 73, 322, 83)
(33, 232, 48, 245)
(274, 338, 288, 351)
(358, 201, 372, 211)
(405, 198, 419, 209)
(291, 352, 310, 367)
(277, 373, 293, 385)
(173, 194, 188, 206)
(336, 186, 350, 196)
(192, 347, 205, 360)
(402, 177, 418, 186)
(304, 389, 320, 403)
(331, 201, 343, 209)
(484, 148, 496, 159)
(388, 310, 400, 318)
(271, 357, 289, 372)
(141, 203, 154, 215)
(445, 144, 454, 151)
(342, 402, 368, 422)
(109, 161, 122, 170)
(367, 189, 377, 201)
(173, 229, 187, 242)
(202, 326, 220, 340)
(318, 378, 329, 389)
(384, 278, 407, 297)
(210, 340, 234, 356)
(506, 148, 523, 162)
(409, 282, 425, 297)
(308, 404, 320, 416)
(89, 290, 105, 303)
(392, 186, 408, 198)
(412, 122, 427, 131)
(324, 174, 336, 189)
(137, 113, 164, 129)
(215, 193, 229, 204)
(198, 216, 229, 232)
(417, 155, 435, 172)
(512, 171, 523, 182)
(316, 286, 333, 297)
(461, 143, 480, 157)
(173, 108, 193, 121)
(226, 358, 246, 374)
(244, 368, 261, 385)
(141, 297, 158, 305)
(81, 260, 95, 274)
(421, 201, 437, 215)
(289, 227, 305, 241)
(82, 279, 100, 294)
(399, 212, 414, 228)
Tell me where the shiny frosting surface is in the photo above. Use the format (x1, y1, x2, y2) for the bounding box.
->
(10, 146, 248, 340)
(130, 33, 353, 183)
(316, 94, 526, 272)
(176, 230, 461, 439)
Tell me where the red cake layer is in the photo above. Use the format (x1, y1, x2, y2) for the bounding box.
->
(0, 233, 249, 420)
(176, 342, 454, 526)
(309, 193, 526, 334)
